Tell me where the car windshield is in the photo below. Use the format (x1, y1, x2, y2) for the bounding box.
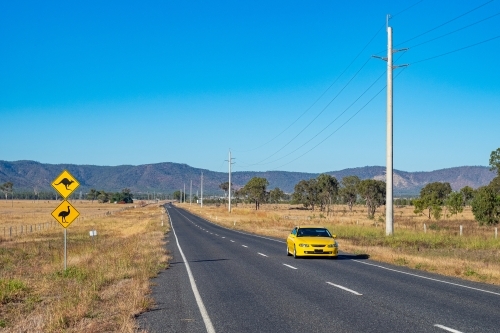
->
(297, 228, 331, 237)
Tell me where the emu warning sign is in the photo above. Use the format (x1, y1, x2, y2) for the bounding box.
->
(51, 200, 80, 228)
(51, 170, 80, 199)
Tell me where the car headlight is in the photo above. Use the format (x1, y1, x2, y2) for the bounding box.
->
(298, 243, 310, 247)
(327, 242, 339, 248)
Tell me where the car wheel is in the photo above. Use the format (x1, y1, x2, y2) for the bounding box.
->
(287, 244, 291, 256)
(293, 245, 298, 259)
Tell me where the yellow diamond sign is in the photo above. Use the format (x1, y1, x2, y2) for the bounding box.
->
(52, 170, 80, 199)
(51, 200, 80, 228)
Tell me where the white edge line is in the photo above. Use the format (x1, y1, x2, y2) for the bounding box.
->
(169, 213, 216, 333)
(242, 245, 248, 248)
(258, 253, 268, 257)
(353, 259, 500, 297)
(283, 264, 297, 270)
(326, 282, 362, 295)
(230, 240, 235, 242)
(434, 324, 463, 333)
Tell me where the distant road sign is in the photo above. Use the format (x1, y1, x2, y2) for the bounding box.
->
(51, 170, 80, 199)
(51, 200, 80, 228)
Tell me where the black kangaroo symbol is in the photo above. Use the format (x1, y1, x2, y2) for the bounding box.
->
(58, 206, 70, 223)
(55, 178, 74, 190)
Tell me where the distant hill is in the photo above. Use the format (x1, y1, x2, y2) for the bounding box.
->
(0, 160, 495, 196)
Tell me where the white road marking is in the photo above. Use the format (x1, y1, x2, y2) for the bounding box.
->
(258, 253, 268, 257)
(242, 245, 248, 248)
(221, 237, 225, 239)
(353, 260, 500, 297)
(283, 264, 297, 270)
(434, 324, 463, 333)
(326, 282, 362, 295)
(168, 211, 216, 333)
(230, 240, 235, 242)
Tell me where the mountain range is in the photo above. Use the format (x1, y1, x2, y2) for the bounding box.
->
(0, 160, 495, 196)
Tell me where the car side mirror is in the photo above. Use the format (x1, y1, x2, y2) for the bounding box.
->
(332, 234, 337, 239)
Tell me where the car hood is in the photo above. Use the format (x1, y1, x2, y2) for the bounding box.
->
(296, 236, 335, 244)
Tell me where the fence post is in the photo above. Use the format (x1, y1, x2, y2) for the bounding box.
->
(10, 227, 12, 238)
(495, 227, 498, 239)
(460, 225, 463, 236)
(424, 223, 426, 233)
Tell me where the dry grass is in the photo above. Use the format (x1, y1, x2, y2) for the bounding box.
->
(0, 200, 169, 332)
(179, 202, 500, 285)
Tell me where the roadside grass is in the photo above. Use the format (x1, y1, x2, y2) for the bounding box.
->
(180, 202, 500, 285)
(0, 201, 169, 332)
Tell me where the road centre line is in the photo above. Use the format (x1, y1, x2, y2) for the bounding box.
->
(183, 209, 284, 243)
(166, 209, 216, 333)
(242, 245, 248, 248)
(326, 282, 362, 295)
(434, 324, 463, 333)
(353, 260, 500, 296)
(283, 264, 297, 270)
(258, 253, 268, 257)
(221, 237, 225, 239)
(230, 240, 235, 242)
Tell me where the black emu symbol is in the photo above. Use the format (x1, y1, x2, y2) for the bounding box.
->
(58, 206, 70, 223)
(55, 178, 74, 190)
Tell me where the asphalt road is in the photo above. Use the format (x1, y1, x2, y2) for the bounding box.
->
(138, 204, 500, 333)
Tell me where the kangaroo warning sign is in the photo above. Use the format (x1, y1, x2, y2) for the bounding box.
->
(52, 170, 80, 199)
(51, 200, 80, 228)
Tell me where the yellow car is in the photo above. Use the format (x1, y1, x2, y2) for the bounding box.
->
(286, 225, 338, 259)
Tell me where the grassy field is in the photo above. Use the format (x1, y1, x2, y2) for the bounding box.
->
(1, 199, 498, 331)
(0, 200, 169, 332)
(179, 202, 500, 285)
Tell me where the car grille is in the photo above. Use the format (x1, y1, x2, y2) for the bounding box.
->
(311, 244, 326, 248)
(305, 250, 332, 254)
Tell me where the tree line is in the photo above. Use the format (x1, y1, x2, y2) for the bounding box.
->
(220, 174, 386, 219)
(218, 147, 500, 226)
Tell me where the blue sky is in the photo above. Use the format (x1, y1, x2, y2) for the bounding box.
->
(1, 0, 499, 174)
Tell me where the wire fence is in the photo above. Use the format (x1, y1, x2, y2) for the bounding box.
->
(0, 204, 145, 242)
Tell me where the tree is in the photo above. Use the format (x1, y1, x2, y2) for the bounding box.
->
(489, 148, 500, 176)
(242, 177, 269, 210)
(112, 188, 133, 203)
(357, 179, 385, 219)
(489, 176, 500, 194)
(413, 182, 452, 219)
(269, 187, 285, 204)
(97, 190, 110, 203)
(316, 174, 339, 215)
(0, 182, 13, 200)
(173, 190, 184, 201)
(460, 186, 474, 206)
(87, 189, 98, 203)
(292, 179, 319, 211)
(339, 176, 360, 211)
(471, 186, 500, 225)
(446, 192, 464, 216)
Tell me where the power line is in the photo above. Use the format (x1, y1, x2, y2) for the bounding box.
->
(408, 11, 500, 49)
(254, 70, 387, 166)
(272, 68, 408, 170)
(391, 0, 426, 18)
(247, 57, 372, 167)
(234, 23, 385, 154)
(396, 0, 494, 46)
(411, 34, 500, 65)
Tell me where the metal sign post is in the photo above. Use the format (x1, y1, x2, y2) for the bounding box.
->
(51, 170, 80, 271)
(64, 229, 67, 270)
